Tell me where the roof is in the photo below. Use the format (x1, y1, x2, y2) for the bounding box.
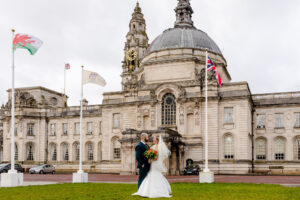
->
(146, 28, 223, 56)
(7, 86, 66, 97)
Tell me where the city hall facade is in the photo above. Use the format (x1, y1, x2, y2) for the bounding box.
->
(1, 1, 300, 175)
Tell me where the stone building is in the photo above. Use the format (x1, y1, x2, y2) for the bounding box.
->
(1, 1, 300, 175)
(0, 105, 5, 161)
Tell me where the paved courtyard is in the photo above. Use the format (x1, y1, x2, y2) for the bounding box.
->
(1, 174, 300, 186)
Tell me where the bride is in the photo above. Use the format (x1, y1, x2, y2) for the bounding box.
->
(133, 135, 172, 198)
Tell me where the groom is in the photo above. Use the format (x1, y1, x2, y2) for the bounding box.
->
(136, 133, 151, 188)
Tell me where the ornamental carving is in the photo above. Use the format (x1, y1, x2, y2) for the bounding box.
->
(138, 74, 145, 89)
(179, 106, 184, 125)
(150, 90, 157, 100)
(123, 74, 138, 91)
(137, 109, 142, 128)
(6, 92, 38, 109)
(194, 106, 200, 126)
(197, 68, 216, 90)
(178, 87, 187, 99)
(150, 107, 156, 127)
(187, 106, 194, 114)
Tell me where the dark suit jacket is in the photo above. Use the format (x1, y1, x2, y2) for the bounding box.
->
(136, 142, 150, 170)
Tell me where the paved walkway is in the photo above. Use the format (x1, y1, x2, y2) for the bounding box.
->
(1, 174, 298, 185)
(1, 174, 300, 186)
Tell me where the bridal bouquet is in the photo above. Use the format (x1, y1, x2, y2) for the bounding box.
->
(144, 149, 158, 160)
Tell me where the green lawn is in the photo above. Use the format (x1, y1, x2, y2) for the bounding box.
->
(0, 183, 299, 200)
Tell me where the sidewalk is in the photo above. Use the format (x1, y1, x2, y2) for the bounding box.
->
(1, 174, 300, 186)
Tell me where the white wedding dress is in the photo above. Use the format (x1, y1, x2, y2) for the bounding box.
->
(133, 136, 172, 198)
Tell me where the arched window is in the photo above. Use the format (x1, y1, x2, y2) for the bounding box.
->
(274, 138, 285, 160)
(295, 137, 300, 160)
(15, 143, 18, 161)
(113, 138, 121, 160)
(224, 135, 234, 159)
(256, 138, 266, 160)
(61, 143, 69, 161)
(87, 142, 94, 161)
(26, 143, 34, 161)
(98, 142, 102, 161)
(162, 93, 176, 125)
(73, 142, 80, 161)
(50, 143, 57, 161)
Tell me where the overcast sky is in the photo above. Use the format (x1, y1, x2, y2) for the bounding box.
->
(0, 0, 299, 106)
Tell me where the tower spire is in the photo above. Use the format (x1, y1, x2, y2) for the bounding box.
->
(174, 0, 195, 29)
(121, 2, 149, 91)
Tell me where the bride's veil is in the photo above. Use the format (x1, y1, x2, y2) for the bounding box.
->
(157, 135, 171, 173)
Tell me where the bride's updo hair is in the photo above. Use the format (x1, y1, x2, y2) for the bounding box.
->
(155, 136, 159, 143)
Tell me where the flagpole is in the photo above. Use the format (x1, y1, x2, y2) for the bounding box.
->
(204, 50, 209, 173)
(79, 65, 84, 173)
(10, 29, 16, 173)
(64, 65, 67, 107)
(64, 66, 66, 96)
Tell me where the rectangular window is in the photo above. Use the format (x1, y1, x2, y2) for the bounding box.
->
(15, 144, 18, 161)
(275, 153, 285, 160)
(14, 123, 18, 136)
(295, 113, 300, 128)
(257, 114, 266, 129)
(50, 124, 56, 136)
(75, 123, 80, 135)
(256, 155, 266, 160)
(27, 123, 34, 136)
(224, 107, 234, 124)
(87, 122, 93, 135)
(256, 139, 266, 160)
(114, 147, 121, 160)
(297, 139, 300, 160)
(275, 113, 284, 128)
(63, 123, 68, 135)
(113, 113, 120, 129)
(76, 144, 80, 161)
(99, 121, 102, 135)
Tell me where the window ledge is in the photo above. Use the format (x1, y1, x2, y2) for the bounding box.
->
(256, 127, 266, 130)
(274, 127, 285, 129)
(160, 125, 177, 129)
(255, 160, 267, 163)
(224, 123, 234, 125)
(221, 159, 236, 163)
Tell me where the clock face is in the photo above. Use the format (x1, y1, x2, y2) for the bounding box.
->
(126, 49, 137, 61)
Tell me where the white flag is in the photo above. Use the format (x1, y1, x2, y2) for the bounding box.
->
(82, 70, 106, 87)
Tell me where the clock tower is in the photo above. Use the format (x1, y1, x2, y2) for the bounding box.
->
(121, 2, 149, 91)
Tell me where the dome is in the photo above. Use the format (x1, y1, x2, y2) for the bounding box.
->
(147, 28, 222, 56)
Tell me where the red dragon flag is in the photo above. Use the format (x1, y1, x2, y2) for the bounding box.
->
(13, 33, 43, 55)
(82, 69, 106, 87)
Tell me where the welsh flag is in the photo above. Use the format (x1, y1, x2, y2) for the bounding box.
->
(13, 33, 43, 55)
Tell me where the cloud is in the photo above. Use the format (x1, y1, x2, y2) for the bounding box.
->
(0, 0, 299, 106)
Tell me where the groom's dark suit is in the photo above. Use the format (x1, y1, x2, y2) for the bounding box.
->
(136, 141, 151, 188)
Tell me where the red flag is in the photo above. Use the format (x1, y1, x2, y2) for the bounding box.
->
(65, 63, 70, 70)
